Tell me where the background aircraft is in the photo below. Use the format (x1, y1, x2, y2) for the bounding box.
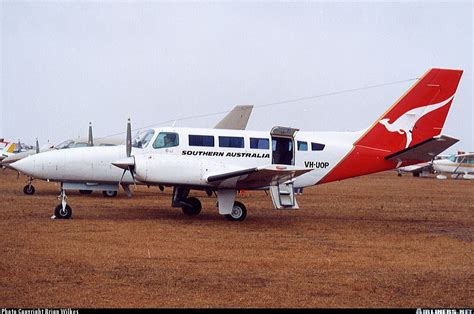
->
(0, 140, 17, 162)
(432, 152, 474, 180)
(396, 150, 473, 180)
(396, 154, 450, 177)
(10, 68, 463, 221)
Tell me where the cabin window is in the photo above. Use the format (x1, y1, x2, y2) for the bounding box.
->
(250, 138, 269, 149)
(297, 141, 308, 151)
(219, 136, 244, 148)
(189, 135, 214, 147)
(311, 142, 325, 151)
(153, 132, 179, 149)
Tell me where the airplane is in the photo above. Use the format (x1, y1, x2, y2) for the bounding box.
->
(6, 105, 254, 198)
(0, 140, 17, 162)
(1, 123, 123, 195)
(432, 151, 474, 179)
(10, 68, 463, 221)
(396, 154, 450, 177)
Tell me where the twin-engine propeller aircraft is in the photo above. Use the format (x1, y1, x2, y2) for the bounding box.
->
(11, 68, 463, 221)
(1, 123, 123, 195)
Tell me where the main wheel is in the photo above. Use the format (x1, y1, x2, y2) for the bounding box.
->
(102, 190, 118, 197)
(23, 185, 35, 195)
(181, 197, 202, 216)
(79, 190, 93, 195)
(225, 201, 247, 221)
(54, 204, 72, 219)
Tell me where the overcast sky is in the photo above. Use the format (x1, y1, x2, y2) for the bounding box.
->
(1, 1, 472, 153)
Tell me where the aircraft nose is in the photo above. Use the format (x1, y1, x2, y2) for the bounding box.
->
(10, 157, 35, 175)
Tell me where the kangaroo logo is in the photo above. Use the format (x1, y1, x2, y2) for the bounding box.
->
(379, 95, 454, 148)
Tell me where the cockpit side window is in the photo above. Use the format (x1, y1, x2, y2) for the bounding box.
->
(153, 132, 179, 149)
(132, 130, 155, 148)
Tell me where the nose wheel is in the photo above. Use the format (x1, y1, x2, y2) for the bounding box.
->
(54, 204, 72, 219)
(52, 187, 72, 219)
(102, 190, 118, 197)
(23, 184, 35, 195)
(23, 177, 35, 195)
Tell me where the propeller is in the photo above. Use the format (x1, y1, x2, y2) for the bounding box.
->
(112, 118, 136, 192)
(35, 138, 39, 154)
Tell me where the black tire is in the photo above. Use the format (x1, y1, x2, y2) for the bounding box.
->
(102, 190, 118, 197)
(23, 185, 35, 195)
(181, 197, 202, 216)
(54, 204, 72, 219)
(225, 201, 247, 221)
(79, 190, 93, 195)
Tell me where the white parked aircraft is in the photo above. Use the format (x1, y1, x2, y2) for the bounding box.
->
(396, 154, 450, 177)
(7, 105, 253, 197)
(2, 123, 123, 195)
(0, 140, 17, 162)
(10, 68, 463, 221)
(432, 152, 474, 179)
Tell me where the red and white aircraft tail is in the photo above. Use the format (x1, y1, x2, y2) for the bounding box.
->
(320, 68, 463, 183)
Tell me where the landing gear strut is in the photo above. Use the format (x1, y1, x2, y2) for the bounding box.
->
(53, 186, 72, 219)
(23, 177, 35, 195)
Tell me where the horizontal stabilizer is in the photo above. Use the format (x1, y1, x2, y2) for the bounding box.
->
(206, 164, 311, 189)
(385, 135, 458, 162)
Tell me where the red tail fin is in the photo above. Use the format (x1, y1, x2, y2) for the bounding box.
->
(357, 68, 463, 152)
(319, 68, 463, 184)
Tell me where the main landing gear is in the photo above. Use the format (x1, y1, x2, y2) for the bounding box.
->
(172, 187, 248, 221)
(52, 185, 72, 219)
(172, 187, 202, 216)
(224, 201, 247, 221)
(23, 177, 35, 195)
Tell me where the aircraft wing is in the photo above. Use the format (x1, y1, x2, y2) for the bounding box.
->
(206, 164, 312, 189)
(385, 135, 458, 162)
(397, 162, 432, 173)
(214, 105, 253, 130)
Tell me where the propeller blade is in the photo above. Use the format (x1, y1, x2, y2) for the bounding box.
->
(35, 138, 40, 154)
(126, 118, 132, 157)
(88, 122, 94, 147)
(129, 165, 137, 188)
(119, 169, 127, 185)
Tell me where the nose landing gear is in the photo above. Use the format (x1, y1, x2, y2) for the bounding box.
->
(52, 186, 72, 219)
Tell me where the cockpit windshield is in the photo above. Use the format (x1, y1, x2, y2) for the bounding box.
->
(132, 129, 155, 149)
(54, 139, 75, 149)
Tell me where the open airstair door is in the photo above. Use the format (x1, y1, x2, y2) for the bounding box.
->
(270, 126, 300, 210)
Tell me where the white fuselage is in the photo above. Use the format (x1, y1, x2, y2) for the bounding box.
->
(432, 158, 474, 175)
(11, 126, 363, 189)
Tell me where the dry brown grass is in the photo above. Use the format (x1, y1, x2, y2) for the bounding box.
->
(0, 168, 472, 308)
